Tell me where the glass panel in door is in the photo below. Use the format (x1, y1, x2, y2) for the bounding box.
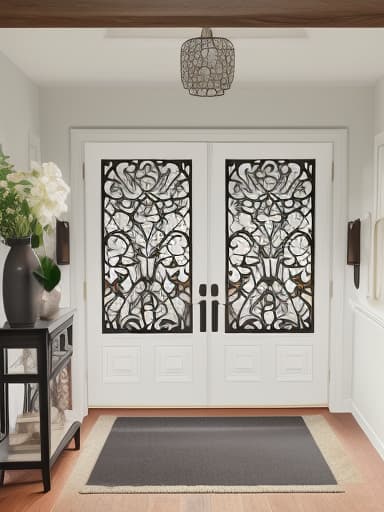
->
(226, 158, 315, 333)
(102, 159, 193, 333)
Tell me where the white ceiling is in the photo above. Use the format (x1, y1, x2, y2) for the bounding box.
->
(1, 28, 384, 86)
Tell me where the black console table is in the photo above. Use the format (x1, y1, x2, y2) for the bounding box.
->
(0, 308, 80, 492)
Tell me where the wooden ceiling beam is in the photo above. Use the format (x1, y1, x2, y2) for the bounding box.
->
(1, 1, 384, 28)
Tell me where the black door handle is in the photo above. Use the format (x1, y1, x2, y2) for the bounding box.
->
(212, 300, 219, 332)
(199, 300, 207, 332)
(211, 284, 219, 332)
(199, 284, 207, 333)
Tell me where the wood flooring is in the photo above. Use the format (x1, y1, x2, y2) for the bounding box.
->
(0, 408, 384, 512)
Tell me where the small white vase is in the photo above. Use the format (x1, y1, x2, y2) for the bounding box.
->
(40, 286, 61, 320)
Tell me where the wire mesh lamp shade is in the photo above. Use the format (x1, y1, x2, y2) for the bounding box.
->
(181, 28, 235, 97)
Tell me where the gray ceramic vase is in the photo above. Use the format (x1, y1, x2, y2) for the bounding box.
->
(2, 237, 43, 328)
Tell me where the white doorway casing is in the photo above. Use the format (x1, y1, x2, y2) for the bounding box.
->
(70, 129, 348, 417)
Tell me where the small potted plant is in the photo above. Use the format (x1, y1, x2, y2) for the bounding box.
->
(33, 256, 62, 320)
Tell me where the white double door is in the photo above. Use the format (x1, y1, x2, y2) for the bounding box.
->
(84, 141, 332, 407)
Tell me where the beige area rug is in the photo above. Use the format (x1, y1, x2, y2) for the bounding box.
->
(56, 415, 360, 503)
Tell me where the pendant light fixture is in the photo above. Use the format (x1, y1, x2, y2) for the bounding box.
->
(180, 28, 235, 97)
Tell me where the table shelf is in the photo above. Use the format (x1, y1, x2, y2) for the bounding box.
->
(0, 309, 80, 491)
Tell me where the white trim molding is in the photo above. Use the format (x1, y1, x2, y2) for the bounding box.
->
(351, 401, 384, 460)
(350, 299, 384, 329)
(350, 299, 384, 460)
(70, 128, 348, 416)
(370, 132, 384, 301)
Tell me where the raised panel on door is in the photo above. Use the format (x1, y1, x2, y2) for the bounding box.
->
(208, 142, 332, 406)
(85, 142, 208, 406)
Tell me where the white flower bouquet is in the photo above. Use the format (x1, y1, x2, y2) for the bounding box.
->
(0, 150, 70, 247)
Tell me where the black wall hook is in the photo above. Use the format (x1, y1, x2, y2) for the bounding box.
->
(347, 219, 361, 289)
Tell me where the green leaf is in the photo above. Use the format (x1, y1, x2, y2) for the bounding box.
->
(33, 256, 61, 291)
(0, 169, 10, 180)
(30, 221, 43, 248)
(31, 233, 41, 248)
(35, 222, 43, 235)
(20, 199, 29, 216)
(0, 149, 13, 173)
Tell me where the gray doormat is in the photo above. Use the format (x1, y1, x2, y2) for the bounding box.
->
(67, 415, 360, 493)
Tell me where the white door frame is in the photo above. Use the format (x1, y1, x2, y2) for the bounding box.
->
(70, 128, 348, 418)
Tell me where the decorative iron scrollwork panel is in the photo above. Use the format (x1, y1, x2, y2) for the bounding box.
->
(226, 159, 315, 333)
(102, 159, 192, 333)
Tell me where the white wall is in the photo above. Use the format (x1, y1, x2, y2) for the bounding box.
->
(39, 83, 374, 409)
(374, 78, 384, 134)
(350, 77, 384, 459)
(0, 50, 40, 430)
(352, 308, 384, 458)
(0, 51, 40, 324)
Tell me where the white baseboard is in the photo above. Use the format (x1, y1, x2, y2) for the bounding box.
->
(342, 398, 352, 412)
(329, 397, 352, 413)
(351, 400, 384, 460)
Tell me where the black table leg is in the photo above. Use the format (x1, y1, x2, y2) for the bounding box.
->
(42, 465, 51, 493)
(74, 427, 80, 450)
(39, 338, 51, 493)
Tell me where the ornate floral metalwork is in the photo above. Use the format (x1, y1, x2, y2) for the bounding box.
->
(102, 159, 192, 333)
(226, 159, 315, 333)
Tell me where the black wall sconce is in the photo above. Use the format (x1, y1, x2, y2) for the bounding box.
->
(347, 219, 361, 289)
(56, 220, 70, 265)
